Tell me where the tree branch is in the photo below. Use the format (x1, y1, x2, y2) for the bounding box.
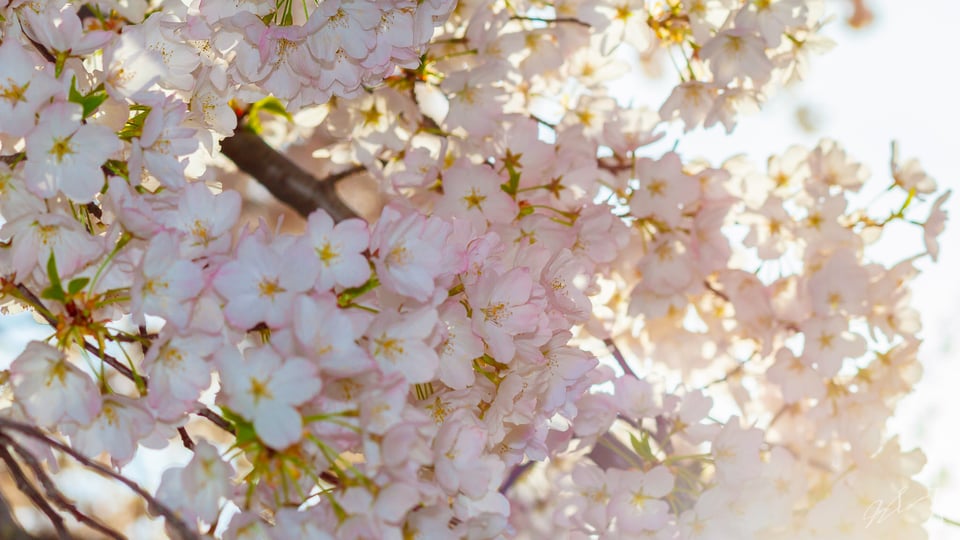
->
(13, 283, 234, 437)
(0, 445, 65, 539)
(220, 130, 361, 221)
(1, 435, 123, 540)
(0, 419, 199, 540)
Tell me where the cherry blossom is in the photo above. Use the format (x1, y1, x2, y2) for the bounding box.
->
(9, 342, 101, 428)
(215, 344, 321, 450)
(23, 102, 120, 203)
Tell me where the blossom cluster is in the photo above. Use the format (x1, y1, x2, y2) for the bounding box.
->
(0, 0, 949, 538)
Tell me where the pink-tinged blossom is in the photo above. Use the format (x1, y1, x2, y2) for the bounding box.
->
(436, 301, 483, 390)
(735, 0, 807, 47)
(370, 205, 459, 303)
(637, 234, 698, 295)
(304, 0, 379, 61)
(163, 181, 241, 259)
(358, 375, 408, 435)
(800, 315, 867, 377)
(660, 81, 716, 130)
(129, 94, 199, 189)
(10, 342, 102, 427)
(892, 153, 937, 194)
(581, 0, 651, 54)
(2, 211, 103, 279)
(21, 4, 114, 57)
(293, 294, 374, 377)
(0, 38, 64, 138)
(157, 440, 233, 524)
(923, 191, 950, 262)
(368, 7, 416, 68)
(441, 66, 506, 136)
(23, 102, 120, 203)
(699, 29, 774, 87)
(566, 460, 613, 530)
(609, 466, 674, 533)
(272, 508, 337, 540)
(571, 204, 630, 266)
(213, 232, 319, 329)
(613, 375, 659, 421)
(101, 29, 165, 100)
(766, 348, 825, 404)
(433, 413, 492, 498)
(434, 164, 517, 227)
(806, 249, 869, 316)
(530, 332, 597, 412)
(138, 13, 203, 92)
(467, 267, 544, 363)
(710, 417, 763, 484)
(216, 344, 321, 450)
(142, 330, 218, 420)
(540, 249, 591, 323)
(366, 308, 440, 384)
(69, 395, 155, 467)
(131, 232, 205, 330)
(631, 153, 699, 228)
(337, 483, 420, 533)
(304, 210, 371, 290)
(104, 177, 167, 237)
(704, 87, 761, 134)
(186, 78, 237, 138)
(806, 139, 868, 195)
(228, 13, 315, 103)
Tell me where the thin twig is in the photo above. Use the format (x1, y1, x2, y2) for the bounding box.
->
(0, 153, 24, 166)
(13, 284, 233, 435)
(654, 415, 675, 455)
(177, 428, 195, 451)
(0, 419, 200, 540)
(603, 337, 638, 379)
(14, 284, 136, 380)
(509, 15, 591, 28)
(197, 408, 235, 435)
(3, 435, 123, 540)
(0, 445, 68, 539)
(702, 279, 730, 302)
(220, 130, 361, 221)
(498, 461, 534, 494)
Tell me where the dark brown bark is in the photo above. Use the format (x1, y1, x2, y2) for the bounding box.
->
(220, 130, 360, 222)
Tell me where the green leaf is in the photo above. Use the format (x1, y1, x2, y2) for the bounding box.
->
(68, 77, 108, 119)
(67, 277, 90, 296)
(630, 431, 657, 463)
(117, 108, 150, 141)
(500, 165, 521, 197)
(221, 408, 258, 446)
(40, 254, 66, 303)
(103, 159, 129, 180)
(337, 275, 380, 308)
(246, 96, 293, 135)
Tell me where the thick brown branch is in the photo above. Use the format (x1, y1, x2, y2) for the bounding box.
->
(220, 130, 360, 221)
